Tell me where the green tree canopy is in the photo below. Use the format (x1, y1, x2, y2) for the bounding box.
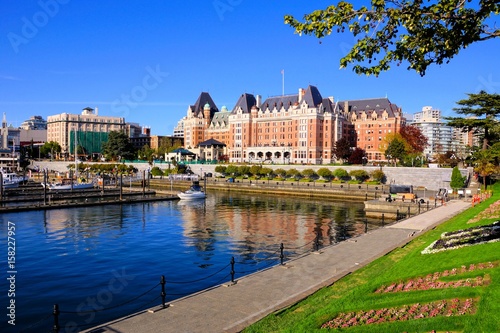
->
(101, 131, 136, 161)
(285, 1, 500, 76)
(446, 91, 500, 150)
(286, 168, 301, 180)
(472, 142, 500, 189)
(40, 141, 61, 159)
(450, 166, 466, 190)
(317, 167, 333, 181)
(301, 168, 318, 180)
(274, 168, 287, 178)
(385, 137, 406, 163)
(333, 168, 349, 180)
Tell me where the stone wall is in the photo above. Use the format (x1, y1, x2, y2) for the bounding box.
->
(30, 161, 470, 192)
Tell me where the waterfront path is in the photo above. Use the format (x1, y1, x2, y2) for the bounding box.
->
(84, 200, 471, 333)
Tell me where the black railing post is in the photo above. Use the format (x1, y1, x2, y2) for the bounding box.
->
(418, 201, 421, 214)
(434, 198, 437, 208)
(407, 206, 410, 218)
(396, 209, 400, 221)
(364, 218, 368, 233)
(314, 232, 320, 252)
(382, 213, 385, 226)
(427, 200, 429, 211)
(280, 243, 284, 265)
(230, 257, 235, 283)
(365, 193, 368, 200)
(53, 304, 60, 333)
(160, 275, 166, 308)
(120, 174, 123, 200)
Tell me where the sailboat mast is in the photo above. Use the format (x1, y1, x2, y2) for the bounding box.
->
(74, 130, 78, 179)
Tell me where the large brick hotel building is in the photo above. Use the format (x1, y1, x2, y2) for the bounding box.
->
(182, 85, 405, 164)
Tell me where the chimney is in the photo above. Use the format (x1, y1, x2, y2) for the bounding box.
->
(95, 107, 98, 116)
(256, 95, 262, 108)
(298, 88, 303, 103)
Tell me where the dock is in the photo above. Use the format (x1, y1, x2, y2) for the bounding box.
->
(0, 182, 179, 213)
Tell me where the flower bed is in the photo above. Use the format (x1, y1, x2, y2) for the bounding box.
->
(321, 298, 476, 329)
(421, 221, 500, 254)
(374, 262, 495, 294)
(468, 198, 499, 224)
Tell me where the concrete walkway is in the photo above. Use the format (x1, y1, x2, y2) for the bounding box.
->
(84, 200, 472, 333)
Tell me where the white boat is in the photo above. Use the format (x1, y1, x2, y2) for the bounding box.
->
(1, 168, 29, 186)
(177, 181, 206, 200)
(43, 179, 95, 190)
(41, 130, 95, 190)
(2, 178, 18, 188)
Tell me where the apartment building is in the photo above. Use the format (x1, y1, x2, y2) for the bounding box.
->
(47, 107, 126, 158)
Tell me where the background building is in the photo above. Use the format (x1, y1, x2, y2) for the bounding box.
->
(412, 106, 454, 159)
(47, 107, 126, 159)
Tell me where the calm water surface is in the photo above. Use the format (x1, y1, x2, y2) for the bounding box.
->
(0, 191, 376, 332)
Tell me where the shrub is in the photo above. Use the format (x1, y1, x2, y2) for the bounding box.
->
(302, 168, 318, 180)
(274, 168, 287, 179)
(150, 166, 163, 177)
(317, 168, 333, 181)
(333, 168, 349, 181)
(286, 168, 301, 180)
(370, 169, 386, 183)
(349, 169, 370, 182)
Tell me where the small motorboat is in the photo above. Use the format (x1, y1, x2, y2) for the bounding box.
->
(41, 178, 95, 190)
(178, 181, 206, 200)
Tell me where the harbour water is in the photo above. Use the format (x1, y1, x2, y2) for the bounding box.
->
(0, 191, 377, 332)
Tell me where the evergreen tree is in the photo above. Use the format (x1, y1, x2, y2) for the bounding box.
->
(446, 91, 500, 150)
(450, 166, 465, 190)
(101, 131, 136, 161)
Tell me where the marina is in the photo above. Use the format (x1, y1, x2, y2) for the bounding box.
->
(0, 190, 376, 332)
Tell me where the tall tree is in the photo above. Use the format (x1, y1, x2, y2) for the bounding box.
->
(285, 1, 499, 76)
(385, 137, 406, 164)
(40, 141, 61, 159)
(333, 137, 352, 163)
(450, 166, 466, 190)
(472, 142, 500, 189)
(348, 147, 366, 164)
(101, 131, 136, 161)
(446, 91, 500, 150)
(400, 125, 428, 154)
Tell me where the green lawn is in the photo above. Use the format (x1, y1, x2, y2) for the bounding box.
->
(243, 185, 500, 333)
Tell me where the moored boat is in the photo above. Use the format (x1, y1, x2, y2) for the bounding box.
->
(42, 178, 95, 190)
(177, 181, 206, 200)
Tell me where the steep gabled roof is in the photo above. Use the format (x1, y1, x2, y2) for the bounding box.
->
(339, 98, 401, 117)
(260, 85, 323, 111)
(302, 85, 323, 107)
(231, 93, 257, 114)
(210, 107, 231, 127)
(190, 92, 219, 118)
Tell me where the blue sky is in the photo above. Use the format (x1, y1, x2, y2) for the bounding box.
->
(1, 1, 499, 135)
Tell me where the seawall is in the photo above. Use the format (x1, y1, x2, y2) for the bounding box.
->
(31, 161, 470, 192)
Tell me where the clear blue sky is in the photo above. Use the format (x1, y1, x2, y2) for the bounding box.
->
(1, 1, 499, 135)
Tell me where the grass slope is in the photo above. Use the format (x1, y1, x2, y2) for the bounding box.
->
(244, 185, 500, 333)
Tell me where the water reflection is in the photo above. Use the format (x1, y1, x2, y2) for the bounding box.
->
(0, 191, 373, 332)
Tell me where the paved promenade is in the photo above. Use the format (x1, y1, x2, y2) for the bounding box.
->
(84, 200, 471, 333)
